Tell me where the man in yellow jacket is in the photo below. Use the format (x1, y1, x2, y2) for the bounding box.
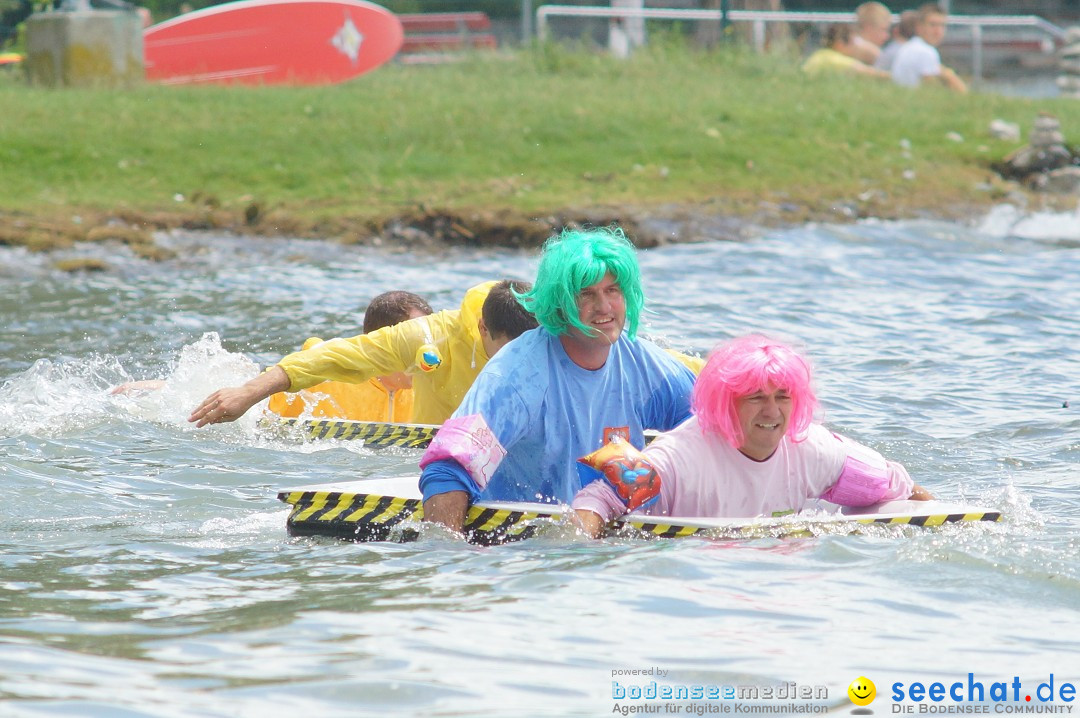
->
(190, 280, 539, 427)
(114, 290, 433, 424)
(266, 290, 434, 423)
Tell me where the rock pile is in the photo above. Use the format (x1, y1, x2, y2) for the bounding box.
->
(995, 114, 1080, 193)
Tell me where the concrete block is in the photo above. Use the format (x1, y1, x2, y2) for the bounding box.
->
(25, 10, 143, 87)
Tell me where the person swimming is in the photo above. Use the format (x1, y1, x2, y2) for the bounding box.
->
(573, 334, 933, 537)
(113, 290, 433, 423)
(189, 280, 539, 427)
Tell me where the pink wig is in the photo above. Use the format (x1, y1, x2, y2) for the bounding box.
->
(692, 335, 819, 448)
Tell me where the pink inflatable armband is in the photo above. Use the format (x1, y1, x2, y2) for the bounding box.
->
(420, 414, 506, 490)
(819, 434, 912, 506)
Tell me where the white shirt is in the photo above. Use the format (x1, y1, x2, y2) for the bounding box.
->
(874, 40, 905, 72)
(891, 36, 941, 87)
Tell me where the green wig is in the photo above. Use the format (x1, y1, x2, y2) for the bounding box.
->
(515, 226, 645, 340)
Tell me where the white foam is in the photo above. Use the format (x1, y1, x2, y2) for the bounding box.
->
(976, 204, 1080, 241)
(0, 333, 276, 439)
(0, 354, 129, 434)
(110, 332, 263, 432)
(196, 509, 291, 544)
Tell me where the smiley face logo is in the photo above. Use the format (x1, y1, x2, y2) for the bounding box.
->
(848, 677, 876, 706)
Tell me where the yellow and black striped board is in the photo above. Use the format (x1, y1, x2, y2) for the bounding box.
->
(278, 477, 561, 545)
(619, 502, 1003, 539)
(262, 418, 441, 448)
(262, 418, 660, 451)
(278, 477, 1003, 546)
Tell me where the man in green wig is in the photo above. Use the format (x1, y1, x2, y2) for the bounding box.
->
(419, 226, 697, 533)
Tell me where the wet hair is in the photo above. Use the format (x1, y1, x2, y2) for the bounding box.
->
(515, 226, 644, 340)
(692, 335, 819, 449)
(362, 291, 433, 334)
(482, 280, 539, 339)
(895, 10, 918, 40)
(854, 2, 890, 30)
(825, 23, 852, 49)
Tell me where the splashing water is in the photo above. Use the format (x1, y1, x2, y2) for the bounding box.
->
(0, 354, 129, 434)
(0, 213, 1078, 716)
(109, 332, 263, 431)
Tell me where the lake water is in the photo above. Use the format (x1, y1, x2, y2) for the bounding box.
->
(1, 204, 1078, 717)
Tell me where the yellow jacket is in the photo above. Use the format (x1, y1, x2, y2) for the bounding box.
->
(668, 349, 704, 375)
(277, 282, 495, 425)
(802, 48, 861, 76)
(268, 338, 413, 422)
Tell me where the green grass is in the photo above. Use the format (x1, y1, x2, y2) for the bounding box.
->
(0, 42, 1070, 225)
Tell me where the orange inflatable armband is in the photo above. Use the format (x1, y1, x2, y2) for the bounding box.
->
(577, 436, 661, 510)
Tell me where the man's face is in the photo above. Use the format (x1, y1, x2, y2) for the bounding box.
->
(734, 386, 792, 461)
(571, 272, 626, 346)
(918, 13, 947, 46)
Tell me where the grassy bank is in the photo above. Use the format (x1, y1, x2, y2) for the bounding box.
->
(0, 42, 1074, 250)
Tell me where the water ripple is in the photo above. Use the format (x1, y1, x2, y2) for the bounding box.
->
(1, 210, 1078, 715)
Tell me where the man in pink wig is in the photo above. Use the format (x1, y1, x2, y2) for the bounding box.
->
(573, 334, 933, 536)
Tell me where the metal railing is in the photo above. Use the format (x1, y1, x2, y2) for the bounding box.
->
(535, 6, 1070, 82)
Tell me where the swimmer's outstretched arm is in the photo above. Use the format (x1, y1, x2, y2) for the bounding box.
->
(111, 379, 167, 395)
(188, 366, 290, 427)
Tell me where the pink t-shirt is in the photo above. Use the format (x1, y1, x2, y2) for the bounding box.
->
(572, 417, 914, 521)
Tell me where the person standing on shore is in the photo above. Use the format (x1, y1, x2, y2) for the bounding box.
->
(891, 3, 968, 93)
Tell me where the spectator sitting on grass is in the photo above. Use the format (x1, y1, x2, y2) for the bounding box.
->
(891, 3, 967, 93)
(851, 2, 892, 65)
(802, 24, 891, 80)
(874, 10, 917, 73)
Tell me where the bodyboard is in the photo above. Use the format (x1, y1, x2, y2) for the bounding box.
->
(264, 417, 440, 448)
(278, 477, 1003, 546)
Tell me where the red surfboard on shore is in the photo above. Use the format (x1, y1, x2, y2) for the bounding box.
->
(144, 0, 403, 86)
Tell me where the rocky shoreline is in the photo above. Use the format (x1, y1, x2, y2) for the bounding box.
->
(3, 184, 1053, 272)
(0, 194, 1023, 264)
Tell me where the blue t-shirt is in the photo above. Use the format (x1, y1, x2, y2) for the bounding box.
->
(420, 328, 695, 504)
